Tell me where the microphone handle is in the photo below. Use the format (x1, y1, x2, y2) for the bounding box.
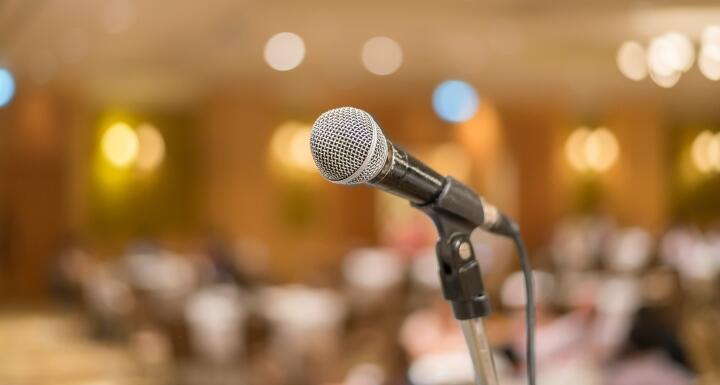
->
(370, 140, 445, 204)
(370, 140, 518, 237)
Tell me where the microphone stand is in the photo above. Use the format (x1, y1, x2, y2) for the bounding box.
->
(413, 178, 501, 385)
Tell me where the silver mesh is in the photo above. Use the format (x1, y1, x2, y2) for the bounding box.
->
(309, 107, 388, 185)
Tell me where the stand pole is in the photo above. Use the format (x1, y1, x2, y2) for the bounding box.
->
(460, 318, 500, 385)
(413, 178, 509, 385)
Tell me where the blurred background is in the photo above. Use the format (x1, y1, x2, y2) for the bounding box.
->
(1, 0, 720, 384)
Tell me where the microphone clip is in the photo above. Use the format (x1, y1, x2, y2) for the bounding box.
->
(413, 177, 492, 320)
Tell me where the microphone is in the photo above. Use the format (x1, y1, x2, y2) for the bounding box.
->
(309, 106, 518, 237)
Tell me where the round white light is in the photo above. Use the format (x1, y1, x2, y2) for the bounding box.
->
(136, 123, 166, 172)
(699, 48, 720, 81)
(702, 25, 720, 62)
(647, 35, 679, 77)
(663, 32, 695, 72)
(649, 67, 681, 88)
(617, 41, 647, 81)
(102, 122, 139, 168)
(361, 36, 403, 76)
(264, 32, 305, 71)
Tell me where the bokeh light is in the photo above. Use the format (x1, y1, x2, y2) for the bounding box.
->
(663, 32, 695, 72)
(585, 127, 619, 172)
(136, 123, 166, 172)
(270, 121, 315, 173)
(699, 26, 720, 81)
(102, 122, 139, 168)
(702, 25, 720, 61)
(0, 68, 15, 107)
(647, 35, 678, 77)
(617, 41, 647, 81)
(565, 127, 592, 172)
(565, 127, 620, 173)
(361, 36, 403, 76)
(649, 68, 681, 88)
(698, 49, 720, 81)
(646, 32, 694, 88)
(432, 80, 479, 123)
(691, 130, 720, 174)
(264, 32, 305, 71)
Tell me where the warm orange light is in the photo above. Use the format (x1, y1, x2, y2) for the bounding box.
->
(565, 127, 592, 172)
(585, 127, 620, 172)
(565, 127, 620, 173)
(270, 121, 315, 173)
(136, 123, 166, 172)
(691, 130, 720, 174)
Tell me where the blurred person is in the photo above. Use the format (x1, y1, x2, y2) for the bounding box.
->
(122, 239, 198, 359)
(201, 234, 253, 287)
(400, 295, 467, 360)
(589, 276, 642, 362)
(604, 228, 654, 274)
(259, 285, 348, 385)
(82, 261, 136, 341)
(342, 247, 405, 312)
(659, 225, 703, 270)
(184, 283, 247, 365)
(123, 239, 197, 322)
(48, 235, 93, 305)
(399, 294, 474, 385)
(551, 216, 616, 273)
(501, 270, 603, 385)
(400, 293, 514, 385)
(605, 306, 694, 385)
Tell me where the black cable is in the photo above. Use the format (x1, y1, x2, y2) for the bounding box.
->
(511, 232, 536, 385)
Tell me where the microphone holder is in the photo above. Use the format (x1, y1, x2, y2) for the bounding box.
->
(413, 177, 500, 385)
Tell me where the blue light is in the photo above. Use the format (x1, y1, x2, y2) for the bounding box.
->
(0, 68, 15, 108)
(432, 80, 479, 123)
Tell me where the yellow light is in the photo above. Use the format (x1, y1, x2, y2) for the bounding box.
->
(290, 126, 315, 172)
(136, 123, 165, 172)
(270, 121, 315, 173)
(101, 122, 138, 168)
(585, 128, 619, 172)
(714, 133, 720, 172)
(565, 127, 592, 172)
(566, 127, 620, 173)
(691, 131, 714, 173)
(691, 130, 720, 174)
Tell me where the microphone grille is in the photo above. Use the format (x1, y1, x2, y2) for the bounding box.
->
(310, 107, 388, 184)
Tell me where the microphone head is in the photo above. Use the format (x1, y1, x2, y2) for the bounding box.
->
(310, 107, 389, 185)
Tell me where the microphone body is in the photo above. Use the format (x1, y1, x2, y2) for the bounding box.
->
(370, 140, 444, 204)
(309, 106, 517, 237)
(370, 140, 517, 237)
